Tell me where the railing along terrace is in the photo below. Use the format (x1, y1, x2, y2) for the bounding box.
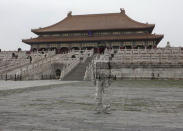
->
(0, 74, 23, 81)
(14, 52, 74, 79)
(18, 53, 61, 77)
(110, 47, 183, 64)
(0, 59, 30, 74)
(30, 51, 56, 63)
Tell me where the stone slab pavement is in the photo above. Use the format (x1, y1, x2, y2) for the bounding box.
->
(0, 80, 183, 131)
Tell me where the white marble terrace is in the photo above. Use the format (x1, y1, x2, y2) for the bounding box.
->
(1, 47, 183, 80)
(0, 49, 94, 80)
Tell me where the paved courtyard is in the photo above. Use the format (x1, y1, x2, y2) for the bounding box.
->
(0, 80, 183, 131)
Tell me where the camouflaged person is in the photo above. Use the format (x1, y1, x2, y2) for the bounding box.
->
(94, 68, 112, 114)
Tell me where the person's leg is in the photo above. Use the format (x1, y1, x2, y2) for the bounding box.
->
(95, 80, 103, 113)
(102, 80, 111, 114)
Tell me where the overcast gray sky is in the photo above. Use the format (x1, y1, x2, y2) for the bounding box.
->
(0, 0, 183, 51)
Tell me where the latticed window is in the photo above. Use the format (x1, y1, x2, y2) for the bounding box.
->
(113, 32, 121, 35)
(62, 33, 69, 37)
(50, 44, 58, 48)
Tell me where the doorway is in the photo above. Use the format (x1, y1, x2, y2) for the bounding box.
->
(55, 69, 61, 79)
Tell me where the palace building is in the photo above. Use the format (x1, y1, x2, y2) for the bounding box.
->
(22, 9, 164, 54)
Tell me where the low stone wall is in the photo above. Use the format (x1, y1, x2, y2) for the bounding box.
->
(23, 62, 64, 80)
(95, 63, 183, 80)
(96, 62, 183, 69)
(0, 63, 64, 81)
(111, 67, 183, 80)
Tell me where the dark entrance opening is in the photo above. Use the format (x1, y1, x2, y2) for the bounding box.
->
(55, 69, 61, 79)
(32, 48, 37, 52)
(72, 47, 80, 50)
(98, 47, 105, 54)
(125, 46, 132, 49)
(71, 55, 76, 58)
(94, 47, 98, 53)
(60, 47, 69, 54)
(136, 45, 145, 49)
(147, 45, 153, 49)
(86, 47, 93, 50)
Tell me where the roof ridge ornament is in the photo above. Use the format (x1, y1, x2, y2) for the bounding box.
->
(67, 11, 72, 17)
(166, 41, 171, 48)
(120, 8, 125, 14)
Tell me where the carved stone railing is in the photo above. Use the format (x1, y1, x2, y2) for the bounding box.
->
(69, 49, 94, 63)
(30, 50, 56, 63)
(112, 48, 183, 64)
(84, 54, 98, 81)
(11, 54, 65, 78)
(13, 51, 86, 79)
(0, 59, 30, 74)
(0, 51, 57, 75)
(84, 62, 93, 81)
(0, 56, 59, 80)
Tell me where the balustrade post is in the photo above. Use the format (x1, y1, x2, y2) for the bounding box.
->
(26, 65, 28, 73)
(5, 74, 7, 81)
(14, 74, 16, 81)
(20, 74, 22, 80)
(41, 74, 43, 80)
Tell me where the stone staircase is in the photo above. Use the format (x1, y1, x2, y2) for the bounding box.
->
(62, 56, 93, 81)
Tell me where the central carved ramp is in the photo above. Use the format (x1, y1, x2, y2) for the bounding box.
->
(62, 57, 93, 81)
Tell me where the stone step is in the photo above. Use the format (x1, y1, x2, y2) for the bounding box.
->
(62, 57, 93, 81)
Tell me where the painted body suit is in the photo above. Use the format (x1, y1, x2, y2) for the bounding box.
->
(95, 75, 112, 113)
(93, 53, 112, 113)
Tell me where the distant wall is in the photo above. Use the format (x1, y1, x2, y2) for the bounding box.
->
(25, 63, 64, 80)
(110, 67, 183, 80)
(0, 62, 64, 80)
(97, 63, 183, 80)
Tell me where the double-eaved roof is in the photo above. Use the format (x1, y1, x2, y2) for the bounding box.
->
(23, 9, 163, 45)
(32, 10, 155, 34)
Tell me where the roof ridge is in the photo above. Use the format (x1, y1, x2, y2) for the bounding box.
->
(32, 11, 155, 34)
(72, 12, 120, 17)
(32, 12, 121, 32)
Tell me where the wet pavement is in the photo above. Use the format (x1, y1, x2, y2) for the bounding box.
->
(0, 80, 183, 131)
(0, 80, 78, 90)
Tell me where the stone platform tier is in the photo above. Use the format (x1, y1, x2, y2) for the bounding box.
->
(84, 47, 183, 80)
(0, 51, 56, 75)
(0, 50, 94, 81)
(1, 47, 183, 80)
